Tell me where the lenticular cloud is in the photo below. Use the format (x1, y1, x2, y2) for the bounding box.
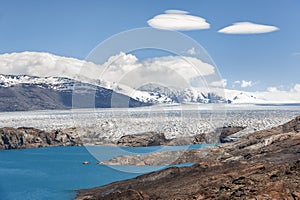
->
(218, 22, 279, 34)
(147, 10, 210, 31)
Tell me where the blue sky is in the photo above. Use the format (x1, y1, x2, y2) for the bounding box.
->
(0, 0, 299, 91)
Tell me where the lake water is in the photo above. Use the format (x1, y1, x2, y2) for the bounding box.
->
(0, 144, 209, 200)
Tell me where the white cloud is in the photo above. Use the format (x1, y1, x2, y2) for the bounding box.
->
(164, 10, 189, 15)
(254, 83, 300, 103)
(0, 51, 216, 89)
(292, 84, 300, 92)
(241, 80, 253, 88)
(233, 80, 254, 88)
(210, 79, 227, 88)
(244, 84, 300, 103)
(2, 52, 299, 104)
(147, 10, 210, 31)
(107, 54, 216, 88)
(224, 83, 300, 104)
(267, 87, 280, 92)
(218, 22, 279, 34)
(0, 51, 100, 79)
(186, 47, 197, 55)
(224, 87, 300, 104)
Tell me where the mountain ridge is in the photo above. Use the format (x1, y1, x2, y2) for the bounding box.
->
(1, 51, 299, 111)
(0, 73, 287, 112)
(0, 74, 151, 112)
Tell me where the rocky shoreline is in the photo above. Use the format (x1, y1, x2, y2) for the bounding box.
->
(76, 116, 300, 199)
(0, 127, 82, 150)
(0, 125, 244, 150)
(114, 126, 245, 147)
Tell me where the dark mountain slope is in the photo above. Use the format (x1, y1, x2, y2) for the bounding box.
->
(0, 75, 150, 111)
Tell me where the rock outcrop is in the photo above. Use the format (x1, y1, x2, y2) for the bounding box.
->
(115, 132, 207, 147)
(115, 132, 169, 147)
(0, 125, 244, 150)
(0, 127, 82, 149)
(76, 116, 300, 200)
(98, 149, 210, 166)
(218, 126, 245, 143)
(114, 126, 245, 147)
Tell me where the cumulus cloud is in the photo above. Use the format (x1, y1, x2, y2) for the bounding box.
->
(292, 84, 300, 92)
(147, 10, 210, 31)
(253, 83, 300, 103)
(233, 80, 241, 87)
(218, 22, 279, 34)
(224, 83, 300, 104)
(233, 80, 254, 88)
(225, 86, 300, 104)
(241, 80, 253, 88)
(210, 79, 227, 88)
(267, 87, 280, 92)
(0, 51, 100, 79)
(185, 47, 197, 55)
(102, 53, 216, 88)
(0, 51, 216, 89)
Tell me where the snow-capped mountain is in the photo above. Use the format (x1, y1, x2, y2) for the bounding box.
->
(0, 74, 231, 104)
(0, 74, 75, 90)
(138, 83, 271, 104)
(0, 74, 150, 112)
(106, 83, 174, 104)
(138, 83, 227, 103)
(0, 73, 274, 111)
(0, 74, 193, 106)
(0, 74, 260, 104)
(224, 90, 267, 104)
(0, 73, 294, 112)
(0, 51, 299, 111)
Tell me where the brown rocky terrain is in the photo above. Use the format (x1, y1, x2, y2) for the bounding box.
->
(0, 127, 82, 149)
(0, 125, 244, 150)
(115, 126, 245, 147)
(76, 116, 300, 200)
(115, 132, 207, 147)
(218, 126, 246, 143)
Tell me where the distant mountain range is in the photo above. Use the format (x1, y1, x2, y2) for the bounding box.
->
(0, 74, 265, 112)
(138, 83, 227, 103)
(0, 74, 150, 112)
(0, 51, 298, 111)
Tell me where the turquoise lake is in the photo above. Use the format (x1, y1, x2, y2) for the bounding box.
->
(0, 144, 212, 200)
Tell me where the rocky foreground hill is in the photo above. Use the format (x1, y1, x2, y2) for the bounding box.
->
(76, 116, 300, 199)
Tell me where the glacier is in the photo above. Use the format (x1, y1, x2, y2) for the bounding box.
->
(0, 105, 299, 143)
